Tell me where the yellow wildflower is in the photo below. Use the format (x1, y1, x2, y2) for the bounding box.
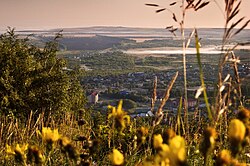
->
(216, 150, 232, 166)
(153, 144, 172, 165)
(137, 127, 149, 144)
(238, 107, 250, 124)
(161, 158, 170, 166)
(108, 100, 124, 118)
(228, 119, 246, 143)
(59, 136, 78, 160)
(6, 144, 28, 163)
(142, 160, 154, 166)
(37, 127, 60, 143)
(153, 134, 163, 149)
(152, 133, 187, 165)
(6, 144, 15, 156)
(207, 127, 217, 146)
(163, 129, 176, 144)
(6, 144, 28, 156)
(15, 144, 28, 154)
(27, 145, 45, 164)
(59, 136, 71, 147)
(158, 144, 170, 158)
(200, 127, 217, 157)
(169, 136, 186, 163)
(109, 149, 124, 166)
(140, 127, 149, 136)
(108, 100, 130, 133)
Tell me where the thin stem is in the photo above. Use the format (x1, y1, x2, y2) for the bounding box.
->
(204, 153, 209, 166)
(195, 30, 213, 123)
(181, 0, 189, 140)
(177, 97, 183, 135)
(213, 0, 226, 20)
(216, 0, 230, 125)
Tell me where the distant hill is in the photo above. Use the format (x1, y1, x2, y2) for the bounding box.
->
(11, 26, 250, 51)
(43, 35, 134, 50)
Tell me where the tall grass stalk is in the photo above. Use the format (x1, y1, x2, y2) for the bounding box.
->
(214, 0, 249, 124)
(177, 97, 183, 135)
(194, 29, 213, 123)
(180, 0, 189, 141)
(148, 72, 178, 150)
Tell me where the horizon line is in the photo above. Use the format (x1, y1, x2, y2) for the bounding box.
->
(1, 25, 250, 32)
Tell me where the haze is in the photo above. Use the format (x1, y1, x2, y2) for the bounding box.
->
(0, 0, 250, 30)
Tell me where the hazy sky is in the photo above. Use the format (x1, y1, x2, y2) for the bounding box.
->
(1, 0, 250, 30)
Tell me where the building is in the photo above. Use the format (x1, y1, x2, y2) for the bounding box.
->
(87, 91, 99, 104)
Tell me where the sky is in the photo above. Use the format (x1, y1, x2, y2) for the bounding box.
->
(0, 0, 250, 30)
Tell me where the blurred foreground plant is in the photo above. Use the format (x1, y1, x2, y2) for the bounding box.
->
(108, 100, 130, 134)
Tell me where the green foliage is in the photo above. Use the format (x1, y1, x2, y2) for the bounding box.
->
(103, 90, 148, 103)
(136, 56, 170, 66)
(82, 51, 135, 70)
(120, 99, 137, 110)
(0, 29, 85, 118)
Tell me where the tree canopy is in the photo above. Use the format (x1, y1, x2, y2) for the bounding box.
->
(0, 29, 85, 118)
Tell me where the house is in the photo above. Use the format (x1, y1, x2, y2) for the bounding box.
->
(168, 98, 197, 109)
(87, 91, 99, 104)
(188, 99, 197, 108)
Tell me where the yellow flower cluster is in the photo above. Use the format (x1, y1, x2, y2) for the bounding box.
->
(5, 127, 79, 165)
(149, 134, 186, 166)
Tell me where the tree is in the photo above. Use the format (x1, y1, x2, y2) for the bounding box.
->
(122, 99, 137, 110)
(0, 29, 85, 118)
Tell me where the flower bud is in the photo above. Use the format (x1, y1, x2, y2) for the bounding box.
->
(228, 119, 246, 144)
